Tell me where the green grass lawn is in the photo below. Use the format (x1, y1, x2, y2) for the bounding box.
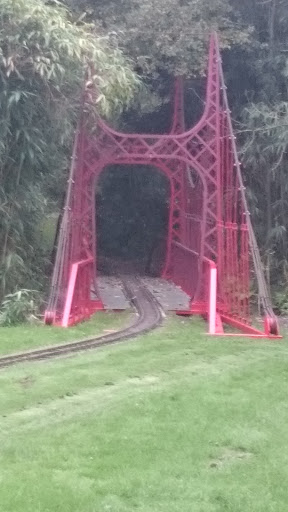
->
(0, 311, 131, 355)
(0, 316, 288, 511)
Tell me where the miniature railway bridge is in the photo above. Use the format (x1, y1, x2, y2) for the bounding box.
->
(45, 34, 280, 337)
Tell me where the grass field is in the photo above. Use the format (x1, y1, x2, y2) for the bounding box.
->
(0, 311, 131, 356)
(0, 316, 288, 511)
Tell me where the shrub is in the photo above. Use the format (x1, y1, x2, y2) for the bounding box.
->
(0, 289, 41, 326)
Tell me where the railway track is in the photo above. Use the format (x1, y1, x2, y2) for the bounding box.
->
(0, 276, 163, 370)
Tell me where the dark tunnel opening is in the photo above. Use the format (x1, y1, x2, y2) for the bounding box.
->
(96, 165, 170, 275)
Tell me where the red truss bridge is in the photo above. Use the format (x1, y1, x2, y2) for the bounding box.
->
(45, 34, 280, 338)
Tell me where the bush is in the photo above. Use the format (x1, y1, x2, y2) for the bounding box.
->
(0, 290, 41, 326)
(273, 290, 288, 316)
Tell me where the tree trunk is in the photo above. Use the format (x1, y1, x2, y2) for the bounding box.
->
(265, 171, 272, 288)
(268, 0, 277, 57)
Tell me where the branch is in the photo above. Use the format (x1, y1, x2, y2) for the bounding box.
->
(236, 123, 288, 135)
(271, 146, 285, 174)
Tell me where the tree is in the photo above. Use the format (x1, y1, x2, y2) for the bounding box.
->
(66, 0, 251, 77)
(0, 0, 139, 300)
(231, 0, 288, 289)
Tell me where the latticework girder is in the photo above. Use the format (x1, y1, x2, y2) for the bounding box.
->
(45, 34, 279, 337)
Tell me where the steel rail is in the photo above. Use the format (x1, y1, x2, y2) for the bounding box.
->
(0, 277, 163, 370)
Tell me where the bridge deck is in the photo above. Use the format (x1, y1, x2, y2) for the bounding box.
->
(94, 275, 190, 312)
(94, 276, 131, 310)
(142, 277, 190, 311)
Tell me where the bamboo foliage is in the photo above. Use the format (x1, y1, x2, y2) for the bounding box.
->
(0, 0, 139, 302)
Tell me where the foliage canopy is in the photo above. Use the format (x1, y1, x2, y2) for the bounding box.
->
(68, 0, 251, 77)
(0, 0, 139, 304)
